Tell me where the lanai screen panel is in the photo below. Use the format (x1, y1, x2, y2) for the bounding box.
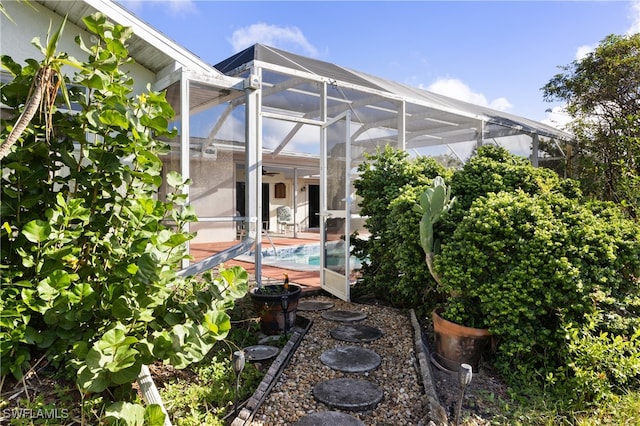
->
(262, 69, 322, 120)
(215, 43, 573, 170)
(161, 78, 247, 243)
(328, 85, 402, 157)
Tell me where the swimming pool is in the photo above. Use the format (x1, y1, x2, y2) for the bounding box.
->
(239, 243, 362, 271)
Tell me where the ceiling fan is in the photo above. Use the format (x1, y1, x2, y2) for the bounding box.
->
(262, 167, 279, 176)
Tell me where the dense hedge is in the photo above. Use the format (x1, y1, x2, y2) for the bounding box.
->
(352, 146, 448, 307)
(436, 190, 640, 402)
(354, 144, 640, 404)
(442, 145, 573, 232)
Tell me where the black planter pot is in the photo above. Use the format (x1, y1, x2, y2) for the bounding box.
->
(249, 284, 302, 335)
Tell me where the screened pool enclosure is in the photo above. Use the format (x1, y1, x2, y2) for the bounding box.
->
(163, 44, 572, 301)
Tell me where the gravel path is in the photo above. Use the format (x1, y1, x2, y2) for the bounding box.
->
(248, 295, 430, 425)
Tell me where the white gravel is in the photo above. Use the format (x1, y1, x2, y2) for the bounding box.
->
(248, 295, 430, 425)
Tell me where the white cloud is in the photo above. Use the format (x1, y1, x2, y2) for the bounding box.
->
(229, 23, 318, 57)
(489, 97, 513, 112)
(628, 0, 640, 35)
(575, 44, 595, 61)
(426, 78, 513, 112)
(541, 105, 573, 130)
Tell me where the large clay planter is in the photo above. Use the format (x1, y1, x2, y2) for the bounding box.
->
(249, 284, 302, 335)
(432, 308, 491, 373)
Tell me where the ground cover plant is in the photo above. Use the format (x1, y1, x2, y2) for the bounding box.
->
(1, 13, 249, 424)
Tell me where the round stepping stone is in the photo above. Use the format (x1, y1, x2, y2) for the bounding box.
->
(297, 300, 335, 311)
(321, 310, 367, 322)
(330, 324, 383, 343)
(294, 411, 365, 425)
(313, 378, 383, 411)
(243, 345, 279, 362)
(320, 346, 381, 373)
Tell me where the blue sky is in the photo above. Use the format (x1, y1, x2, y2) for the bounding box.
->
(120, 1, 640, 128)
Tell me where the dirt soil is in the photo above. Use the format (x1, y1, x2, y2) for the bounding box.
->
(420, 318, 512, 425)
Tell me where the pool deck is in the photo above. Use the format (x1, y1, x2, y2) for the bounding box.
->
(190, 231, 323, 294)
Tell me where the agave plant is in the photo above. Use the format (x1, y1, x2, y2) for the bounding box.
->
(414, 176, 456, 285)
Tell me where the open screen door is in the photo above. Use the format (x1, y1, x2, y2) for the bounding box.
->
(320, 111, 352, 301)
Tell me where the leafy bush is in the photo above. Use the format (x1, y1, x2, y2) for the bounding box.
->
(161, 354, 264, 426)
(444, 145, 569, 230)
(352, 146, 448, 307)
(385, 185, 441, 307)
(0, 12, 248, 421)
(435, 190, 640, 402)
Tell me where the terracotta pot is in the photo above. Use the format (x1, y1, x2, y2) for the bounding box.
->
(432, 308, 491, 373)
(249, 284, 302, 335)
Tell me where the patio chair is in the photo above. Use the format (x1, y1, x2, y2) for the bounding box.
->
(276, 206, 297, 234)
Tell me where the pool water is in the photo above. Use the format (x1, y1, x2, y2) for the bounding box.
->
(280, 252, 321, 266)
(243, 243, 362, 270)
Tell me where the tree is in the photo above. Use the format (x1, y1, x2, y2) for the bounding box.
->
(542, 33, 640, 217)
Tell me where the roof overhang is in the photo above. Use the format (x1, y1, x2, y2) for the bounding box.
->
(35, 0, 242, 90)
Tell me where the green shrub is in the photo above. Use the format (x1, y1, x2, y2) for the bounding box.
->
(443, 145, 569, 232)
(352, 146, 448, 307)
(435, 189, 640, 402)
(560, 311, 640, 404)
(385, 185, 442, 307)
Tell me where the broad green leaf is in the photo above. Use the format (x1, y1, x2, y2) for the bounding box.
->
(110, 361, 141, 384)
(36, 279, 59, 302)
(112, 296, 133, 319)
(99, 110, 129, 129)
(23, 327, 42, 345)
(106, 345, 139, 372)
(69, 283, 94, 303)
(85, 347, 108, 369)
(161, 233, 191, 248)
(48, 269, 75, 289)
(166, 171, 184, 188)
(21, 288, 48, 313)
(135, 253, 158, 285)
(140, 114, 169, 132)
(77, 365, 109, 393)
(203, 310, 231, 336)
(82, 13, 107, 38)
(144, 404, 166, 426)
(22, 220, 51, 243)
(105, 401, 145, 426)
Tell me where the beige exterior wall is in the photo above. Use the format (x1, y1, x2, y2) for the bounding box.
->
(262, 176, 318, 233)
(189, 150, 237, 243)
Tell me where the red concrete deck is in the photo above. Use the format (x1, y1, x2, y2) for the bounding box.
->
(190, 232, 322, 292)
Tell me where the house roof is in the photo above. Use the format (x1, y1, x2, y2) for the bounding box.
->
(35, 0, 237, 86)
